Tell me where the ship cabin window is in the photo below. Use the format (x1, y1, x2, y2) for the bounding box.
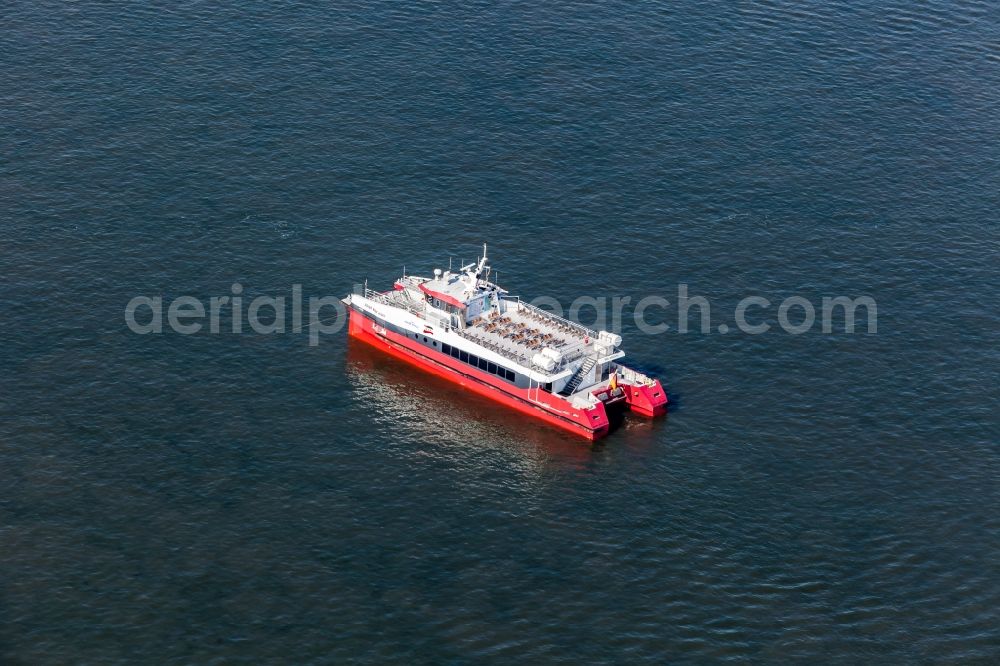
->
(442, 343, 517, 383)
(423, 336, 428, 342)
(543, 382, 552, 392)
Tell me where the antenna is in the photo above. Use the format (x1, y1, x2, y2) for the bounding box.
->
(449, 256, 453, 271)
(482, 242, 487, 260)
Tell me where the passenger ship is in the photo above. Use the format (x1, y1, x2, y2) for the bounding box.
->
(342, 245, 667, 440)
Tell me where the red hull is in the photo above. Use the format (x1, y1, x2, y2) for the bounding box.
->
(348, 308, 612, 439)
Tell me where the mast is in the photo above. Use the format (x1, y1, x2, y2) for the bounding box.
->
(476, 242, 489, 279)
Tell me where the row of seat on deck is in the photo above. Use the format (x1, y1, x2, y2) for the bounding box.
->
(474, 313, 568, 350)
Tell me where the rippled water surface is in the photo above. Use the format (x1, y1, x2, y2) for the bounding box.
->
(3, 1, 999, 662)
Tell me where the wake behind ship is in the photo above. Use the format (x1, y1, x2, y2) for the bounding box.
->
(342, 246, 667, 439)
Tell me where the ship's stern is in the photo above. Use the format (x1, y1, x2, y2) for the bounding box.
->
(623, 378, 668, 417)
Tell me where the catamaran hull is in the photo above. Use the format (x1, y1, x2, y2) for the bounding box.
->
(348, 306, 613, 440)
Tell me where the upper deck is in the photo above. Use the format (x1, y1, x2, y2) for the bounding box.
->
(364, 285, 619, 371)
(460, 299, 595, 370)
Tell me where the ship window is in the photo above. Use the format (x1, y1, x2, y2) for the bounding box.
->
(443, 344, 451, 354)
(460, 351, 468, 363)
(469, 354, 478, 367)
(488, 362, 497, 374)
(422, 336, 428, 342)
(452, 347, 459, 358)
(432, 341, 437, 347)
(478, 358, 488, 371)
(505, 369, 515, 381)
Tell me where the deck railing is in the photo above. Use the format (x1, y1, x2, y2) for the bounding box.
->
(557, 340, 589, 365)
(455, 327, 592, 374)
(615, 364, 656, 387)
(364, 288, 427, 319)
(395, 275, 429, 289)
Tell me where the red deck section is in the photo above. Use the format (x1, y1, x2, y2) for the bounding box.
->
(348, 308, 611, 439)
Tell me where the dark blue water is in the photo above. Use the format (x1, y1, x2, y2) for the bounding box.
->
(3, 1, 999, 662)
